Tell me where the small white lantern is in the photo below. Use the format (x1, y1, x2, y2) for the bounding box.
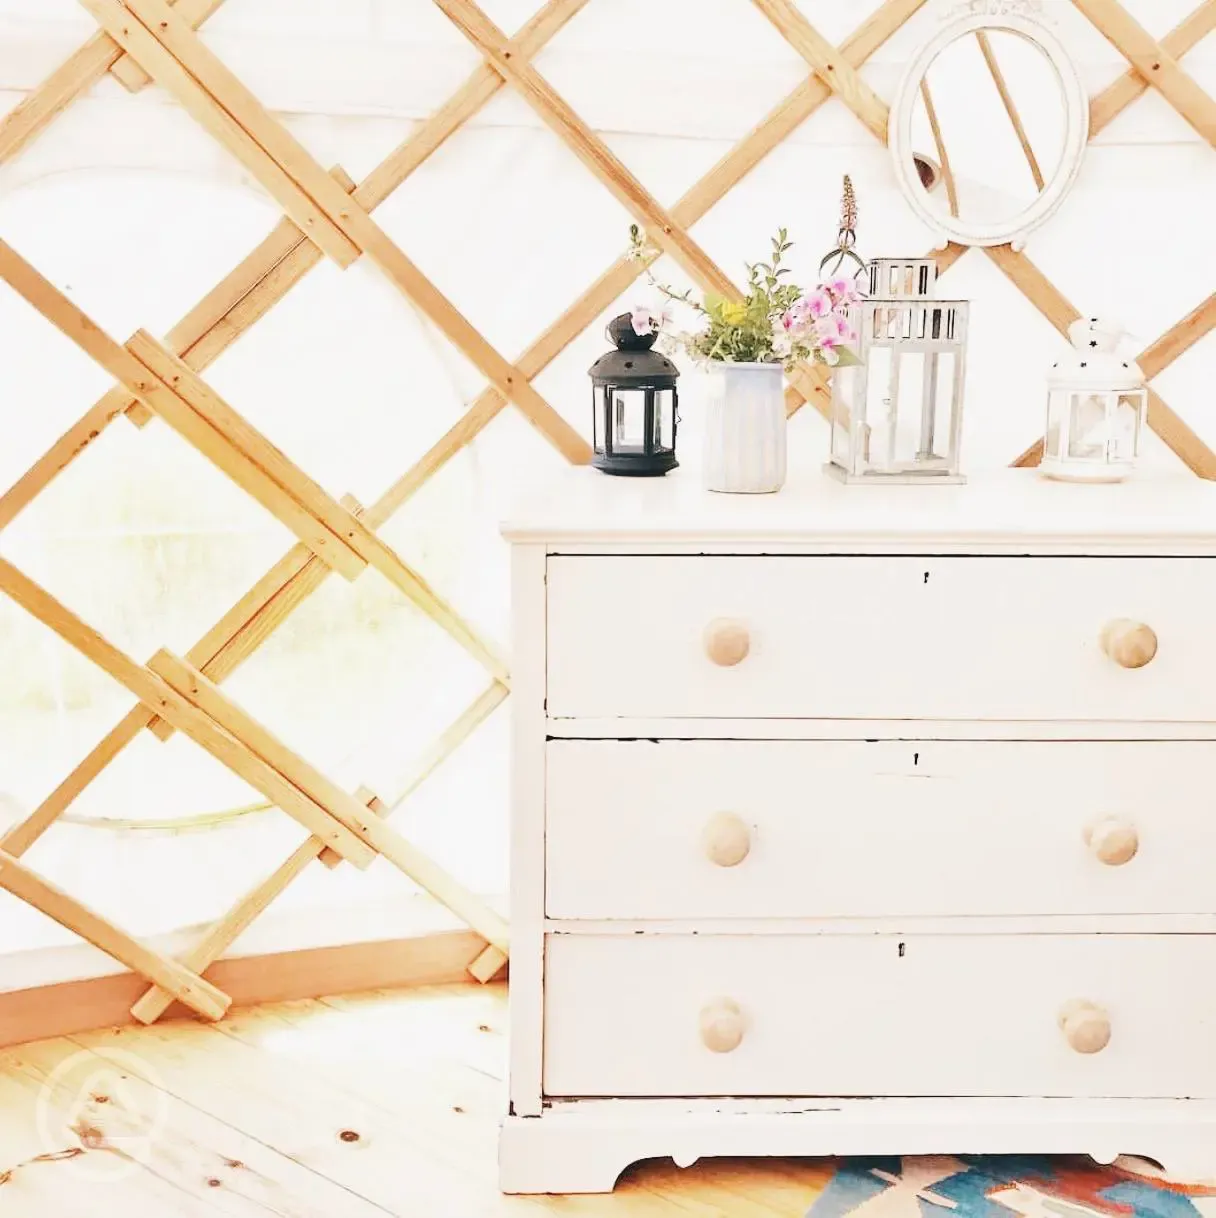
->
(1040, 318, 1147, 483)
(826, 257, 970, 485)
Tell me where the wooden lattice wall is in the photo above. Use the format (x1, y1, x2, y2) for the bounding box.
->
(0, 0, 1213, 1025)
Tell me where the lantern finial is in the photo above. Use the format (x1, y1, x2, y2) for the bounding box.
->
(819, 174, 867, 278)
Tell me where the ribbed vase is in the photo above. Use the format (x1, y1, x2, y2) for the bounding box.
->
(703, 361, 787, 494)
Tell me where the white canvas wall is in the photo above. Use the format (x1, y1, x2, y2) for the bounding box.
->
(0, 0, 1211, 973)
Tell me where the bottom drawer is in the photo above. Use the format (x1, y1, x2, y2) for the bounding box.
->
(542, 934, 1216, 1099)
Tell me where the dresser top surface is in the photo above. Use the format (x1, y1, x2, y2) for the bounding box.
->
(500, 466, 1216, 552)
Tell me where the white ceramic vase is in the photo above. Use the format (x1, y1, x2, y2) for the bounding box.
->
(703, 361, 787, 493)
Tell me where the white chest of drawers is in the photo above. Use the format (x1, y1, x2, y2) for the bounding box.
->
(497, 468, 1216, 1195)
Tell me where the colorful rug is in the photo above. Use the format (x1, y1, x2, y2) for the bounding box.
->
(806, 1157, 1216, 1218)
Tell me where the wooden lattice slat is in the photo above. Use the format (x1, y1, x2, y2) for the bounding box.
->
(0, 850, 230, 1019)
(0, 0, 1210, 1016)
(0, 0, 228, 164)
(131, 684, 507, 1022)
(1072, 0, 1216, 143)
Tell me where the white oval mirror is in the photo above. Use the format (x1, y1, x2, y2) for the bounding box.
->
(889, 7, 1088, 249)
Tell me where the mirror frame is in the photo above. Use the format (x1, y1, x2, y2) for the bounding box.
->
(889, 8, 1089, 250)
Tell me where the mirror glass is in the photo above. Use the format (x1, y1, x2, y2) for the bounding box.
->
(907, 28, 1068, 232)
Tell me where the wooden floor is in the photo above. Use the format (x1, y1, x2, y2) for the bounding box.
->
(0, 981, 833, 1216)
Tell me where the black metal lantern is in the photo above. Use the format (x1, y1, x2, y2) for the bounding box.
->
(588, 313, 679, 476)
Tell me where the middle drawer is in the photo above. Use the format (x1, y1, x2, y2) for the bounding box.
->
(545, 739, 1216, 920)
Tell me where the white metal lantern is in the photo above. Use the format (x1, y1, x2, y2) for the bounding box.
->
(1040, 318, 1147, 483)
(826, 258, 970, 484)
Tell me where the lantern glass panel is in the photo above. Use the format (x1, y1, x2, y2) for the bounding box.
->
(598, 386, 673, 457)
(1112, 392, 1143, 461)
(854, 345, 960, 474)
(830, 367, 856, 465)
(1056, 391, 1141, 464)
(1066, 392, 1107, 460)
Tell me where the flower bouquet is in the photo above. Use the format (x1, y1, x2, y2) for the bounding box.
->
(625, 224, 862, 492)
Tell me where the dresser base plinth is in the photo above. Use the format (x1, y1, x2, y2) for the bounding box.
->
(498, 1097, 1216, 1194)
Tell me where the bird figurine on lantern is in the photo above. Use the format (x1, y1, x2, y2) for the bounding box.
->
(588, 311, 680, 476)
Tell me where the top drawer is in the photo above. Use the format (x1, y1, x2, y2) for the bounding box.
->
(546, 555, 1216, 722)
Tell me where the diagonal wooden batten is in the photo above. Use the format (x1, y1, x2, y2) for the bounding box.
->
(149, 650, 394, 841)
(0, 191, 350, 520)
(120, 0, 374, 245)
(1070, 0, 1216, 147)
(129, 786, 385, 1025)
(0, 716, 139, 858)
(0, 35, 120, 166)
(78, 0, 361, 267)
(1, 536, 340, 864)
(749, 0, 892, 141)
(0, 238, 151, 385)
(118, 335, 368, 578)
(128, 333, 509, 682)
(1089, 1, 1216, 137)
(920, 79, 960, 217)
(0, 556, 376, 868)
(468, 946, 508, 983)
(0, 236, 366, 562)
(108, 0, 230, 92)
(977, 30, 1044, 191)
(146, 494, 361, 748)
(1138, 292, 1216, 380)
(131, 683, 509, 1023)
(434, 0, 735, 300)
(0, 391, 134, 532)
(0, 849, 231, 1020)
(0, 0, 231, 168)
(358, 0, 591, 208)
(147, 650, 511, 953)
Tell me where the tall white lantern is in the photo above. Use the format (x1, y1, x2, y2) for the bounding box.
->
(1040, 318, 1147, 483)
(826, 257, 969, 485)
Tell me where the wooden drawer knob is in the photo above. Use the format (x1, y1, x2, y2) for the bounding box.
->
(704, 619, 750, 667)
(1100, 619, 1157, 669)
(1058, 999, 1111, 1055)
(1083, 817, 1139, 866)
(702, 812, 751, 868)
(699, 997, 745, 1053)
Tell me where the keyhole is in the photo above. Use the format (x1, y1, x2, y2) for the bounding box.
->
(923, 571, 930, 584)
(913, 752, 919, 766)
(898, 942, 906, 958)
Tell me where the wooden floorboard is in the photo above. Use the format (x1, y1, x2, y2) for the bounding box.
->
(0, 981, 830, 1215)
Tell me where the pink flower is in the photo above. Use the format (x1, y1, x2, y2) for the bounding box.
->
(819, 335, 841, 366)
(806, 287, 833, 319)
(630, 306, 654, 336)
(830, 311, 854, 342)
(814, 313, 839, 340)
(827, 273, 864, 304)
(630, 302, 671, 336)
